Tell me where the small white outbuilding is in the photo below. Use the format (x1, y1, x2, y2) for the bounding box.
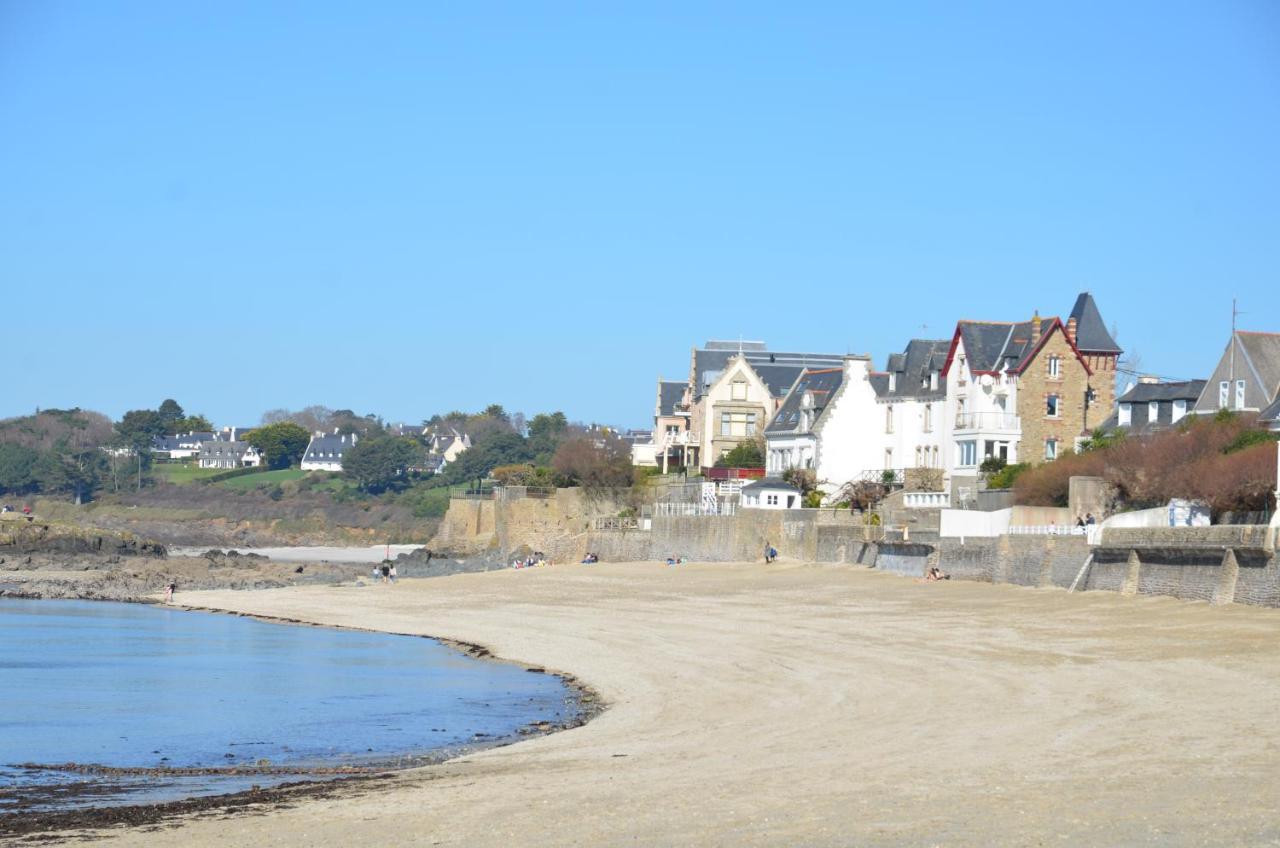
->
(741, 478, 802, 510)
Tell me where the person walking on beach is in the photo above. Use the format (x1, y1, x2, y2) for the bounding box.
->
(381, 563, 390, 584)
(164, 581, 176, 604)
(389, 564, 398, 583)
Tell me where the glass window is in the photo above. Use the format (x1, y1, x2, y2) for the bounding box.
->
(720, 412, 731, 436)
(1045, 439, 1058, 461)
(923, 404, 933, 432)
(1219, 381, 1229, 408)
(1046, 395, 1060, 417)
(731, 381, 747, 401)
(1235, 380, 1246, 409)
(885, 406, 894, 433)
(957, 440, 977, 467)
(746, 413, 757, 436)
(1148, 401, 1159, 423)
(1048, 355, 1061, 378)
(884, 448, 894, 469)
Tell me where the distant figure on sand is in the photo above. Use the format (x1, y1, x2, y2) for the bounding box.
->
(764, 543, 778, 564)
(164, 582, 176, 603)
(919, 566, 950, 583)
(389, 564, 397, 583)
(381, 564, 390, 583)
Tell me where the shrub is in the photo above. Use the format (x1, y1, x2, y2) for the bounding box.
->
(987, 462, 1029, 490)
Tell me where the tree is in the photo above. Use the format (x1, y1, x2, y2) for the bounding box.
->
(442, 431, 533, 483)
(343, 436, 420, 493)
(0, 443, 40, 495)
(116, 409, 167, 491)
(157, 399, 185, 429)
(174, 414, 214, 433)
(551, 434, 634, 489)
(527, 412, 569, 464)
(248, 422, 312, 469)
(715, 441, 764, 468)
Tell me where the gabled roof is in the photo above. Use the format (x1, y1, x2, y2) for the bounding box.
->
(1068, 293, 1122, 354)
(1259, 394, 1280, 424)
(766, 367, 844, 434)
(303, 432, 357, 461)
(1237, 331, 1280, 394)
(874, 339, 950, 401)
(690, 343, 844, 400)
(945, 316, 1090, 377)
(657, 380, 686, 417)
(152, 432, 215, 451)
(1118, 379, 1206, 404)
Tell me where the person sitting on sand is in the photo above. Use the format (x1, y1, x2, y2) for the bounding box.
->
(925, 566, 950, 582)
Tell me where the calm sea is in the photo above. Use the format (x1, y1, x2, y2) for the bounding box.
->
(0, 598, 574, 812)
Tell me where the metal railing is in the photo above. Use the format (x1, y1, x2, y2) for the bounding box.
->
(954, 412, 1021, 431)
(652, 501, 737, 517)
(495, 485, 556, 501)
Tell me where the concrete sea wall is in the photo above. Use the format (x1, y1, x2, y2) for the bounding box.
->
(434, 491, 1279, 608)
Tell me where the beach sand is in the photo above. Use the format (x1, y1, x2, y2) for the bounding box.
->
(69, 561, 1280, 847)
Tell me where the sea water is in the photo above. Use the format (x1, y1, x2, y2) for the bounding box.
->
(0, 598, 573, 812)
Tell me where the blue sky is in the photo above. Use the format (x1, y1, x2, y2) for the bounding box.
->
(2, 2, 1277, 428)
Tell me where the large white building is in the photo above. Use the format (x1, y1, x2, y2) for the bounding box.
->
(301, 432, 358, 472)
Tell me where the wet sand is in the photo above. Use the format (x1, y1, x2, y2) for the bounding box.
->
(64, 561, 1280, 847)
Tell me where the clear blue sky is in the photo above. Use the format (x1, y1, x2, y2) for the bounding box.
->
(2, 2, 1277, 429)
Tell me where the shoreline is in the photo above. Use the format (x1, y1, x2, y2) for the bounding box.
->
(16, 562, 1280, 847)
(0, 598, 604, 841)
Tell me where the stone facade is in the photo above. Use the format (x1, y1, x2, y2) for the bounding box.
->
(1015, 324, 1093, 462)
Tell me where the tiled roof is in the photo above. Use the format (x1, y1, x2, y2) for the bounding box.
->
(303, 433, 357, 462)
(657, 381, 686, 417)
(741, 476, 801, 493)
(691, 344, 844, 400)
(954, 319, 1058, 374)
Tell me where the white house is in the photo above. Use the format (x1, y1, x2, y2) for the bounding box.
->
(301, 432, 358, 472)
(764, 356, 884, 502)
(152, 431, 216, 460)
(740, 477, 802, 510)
(198, 440, 263, 469)
(870, 339, 950, 479)
(941, 323, 1025, 486)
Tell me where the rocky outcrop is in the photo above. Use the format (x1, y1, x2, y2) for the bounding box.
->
(0, 519, 166, 559)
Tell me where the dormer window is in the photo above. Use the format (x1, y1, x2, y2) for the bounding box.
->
(1119, 403, 1132, 426)
(888, 373, 897, 392)
(930, 371, 939, 391)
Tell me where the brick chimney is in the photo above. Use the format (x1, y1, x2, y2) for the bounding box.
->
(1066, 316, 1078, 345)
(1031, 311, 1041, 347)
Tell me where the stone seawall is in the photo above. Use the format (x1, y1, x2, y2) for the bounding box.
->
(433, 492, 1279, 608)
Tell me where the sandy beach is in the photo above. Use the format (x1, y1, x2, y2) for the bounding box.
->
(63, 560, 1280, 847)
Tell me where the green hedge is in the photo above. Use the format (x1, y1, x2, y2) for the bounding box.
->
(197, 465, 273, 485)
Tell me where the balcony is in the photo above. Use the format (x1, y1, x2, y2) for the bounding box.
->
(953, 412, 1021, 433)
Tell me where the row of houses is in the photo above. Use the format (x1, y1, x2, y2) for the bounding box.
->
(646, 293, 1280, 506)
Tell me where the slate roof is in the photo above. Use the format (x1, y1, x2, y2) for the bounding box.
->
(873, 339, 950, 401)
(1259, 395, 1280, 425)
(741, 476, 801, 493)
(1238, 331, 1280, 391)
(1117, 380, 1206, 404)
(690, 342, 844, 400)
(952, 318, 1059, 374)
(303, 433, 357, 463)
(766, 368, 844, 434)
(1102, 379, 1207, 433)
(657, 380, 687, 417)
(152, 432, 215, 451)
(1068, 293, 1122, 354)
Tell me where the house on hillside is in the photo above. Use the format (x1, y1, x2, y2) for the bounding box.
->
(152, 431, 215, 460)
(301, 432, 358, 472)
(198, 440, 263, 469)
(1190, 330, 1280, 420)
(685, 341, 844, 467)
(429, 430, 471, 471)
(1103, 378, 1206, 433)
(941, 293, 1121, 491)
(764, 356, 884, 501)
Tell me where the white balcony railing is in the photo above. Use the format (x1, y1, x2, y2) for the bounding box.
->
(954, 412, 1020, 432)
(903, 491, 951, 509)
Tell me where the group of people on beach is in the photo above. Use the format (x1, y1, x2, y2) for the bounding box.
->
(371, 563, 397, 584)
(513, 552, 549, 569)
(581, 552, 600, 564)
(763, 542, 778, 564)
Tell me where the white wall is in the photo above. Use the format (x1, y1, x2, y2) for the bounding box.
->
(940, 507, 1012, 538)
(811, 358, 883, 498)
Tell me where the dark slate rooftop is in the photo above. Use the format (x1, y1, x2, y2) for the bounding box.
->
(152, 432, 215, 451)
(1069, 292, 1122, 354)
(953, 319, 1059, 374)
(767, 367, 844, 434)
(303, 433, 357, 461)
(1237, 331, 1280, 394)
(874, 339, 950, 401)
(1117, 379, 1206, 404)
(657, 380, 687, 417)
(691, 343, 844, 400)
(1259, 394, 1280, 424)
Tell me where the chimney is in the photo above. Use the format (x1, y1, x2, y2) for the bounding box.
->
(1066, 316, 1078, 345)
(1030, 311, 1042, 347)
(1138, 375, 1159, 385)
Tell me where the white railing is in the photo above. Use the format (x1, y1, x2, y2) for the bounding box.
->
(954, 412, 1021, 431)
(652, 501, 737, 517)
(903, 491, 951, 509)
(1008, 525, 1085, 536)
